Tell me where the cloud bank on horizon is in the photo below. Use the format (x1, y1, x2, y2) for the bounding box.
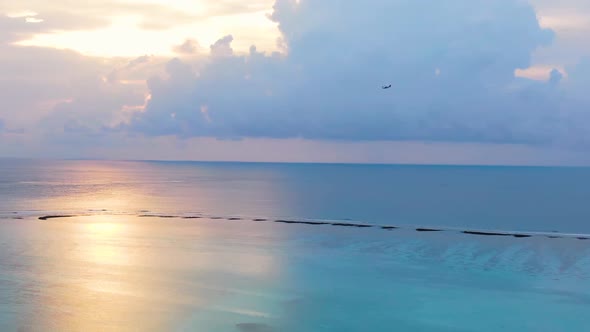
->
(1, 0, 590, 162)
(128, 0, 589, 147)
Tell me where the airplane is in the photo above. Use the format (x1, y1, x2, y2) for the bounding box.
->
(382, 84, 392, 89)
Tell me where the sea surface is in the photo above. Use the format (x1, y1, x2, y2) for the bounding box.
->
(1, 159, 589, 331)
(2, 159, 590, 233)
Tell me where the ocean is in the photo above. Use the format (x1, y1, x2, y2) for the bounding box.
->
(2, 159, 590, 233)
(0, 159, 589, 331)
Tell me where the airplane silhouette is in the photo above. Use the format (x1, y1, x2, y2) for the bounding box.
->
(382, 84, 392, 89)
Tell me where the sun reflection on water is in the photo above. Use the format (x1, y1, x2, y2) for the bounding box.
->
(80, 220, 133, 267)
(25, 160, 290, 220)
(15, 215, 287, 331)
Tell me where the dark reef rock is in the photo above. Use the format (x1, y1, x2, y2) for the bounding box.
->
(274, 220, 299, 224)
(462, 231, 511, 237)
(138, 215, 176, 219)
(39, 215, 75, 221)
(297, 221, 329, 225)
(512, 234, 532, 238)
(274, 220, 334, 226)
(416, 228, 442, 232)
(331, 223, 372, 228)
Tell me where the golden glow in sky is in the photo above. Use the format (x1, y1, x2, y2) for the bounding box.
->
(6, 0, 589, 61)
(11, 0, 279, 57)
(5, 0, 589, 73)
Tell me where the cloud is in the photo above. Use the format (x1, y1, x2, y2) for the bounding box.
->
(1, 0, 275, 36)
(0, 15, 45, 43)
(210, 35, 235, 57)
(126, 55, 151, 68)
(566, 56, 590, 89)
(0, 11, 109, 44)
(530, 0, 590, 66)
(1, 1, 192, 33)
(0, 23, 151, 142)
(121, 0, 590, 148)
(2, 0, 590, 161)
(0, 117, 25, 135)
(173, 39, 202, 55)
(549, 68, 563, 85)
(0, 7, 173, 147)
(0, 47, 113, 129)
(39, 75, 145, 137)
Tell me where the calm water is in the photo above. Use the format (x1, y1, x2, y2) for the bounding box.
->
(1, 159, 590, 233)
(1, 216, 589, 331)
(1, 159, 589, 331)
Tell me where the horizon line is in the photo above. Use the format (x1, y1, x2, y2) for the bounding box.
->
(1, 157, 589, 168)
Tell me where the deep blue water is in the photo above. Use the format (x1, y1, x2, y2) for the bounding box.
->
(1, 159, 590, 233)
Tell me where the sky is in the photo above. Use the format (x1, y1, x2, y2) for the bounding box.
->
(1, 0, 590, 165)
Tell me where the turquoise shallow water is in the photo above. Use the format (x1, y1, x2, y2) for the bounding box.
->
(0, 216, 588, 331)
(1, 160, 589, 331)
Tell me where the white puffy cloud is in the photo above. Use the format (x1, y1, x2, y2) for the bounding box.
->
(124, 0, 590, 147)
